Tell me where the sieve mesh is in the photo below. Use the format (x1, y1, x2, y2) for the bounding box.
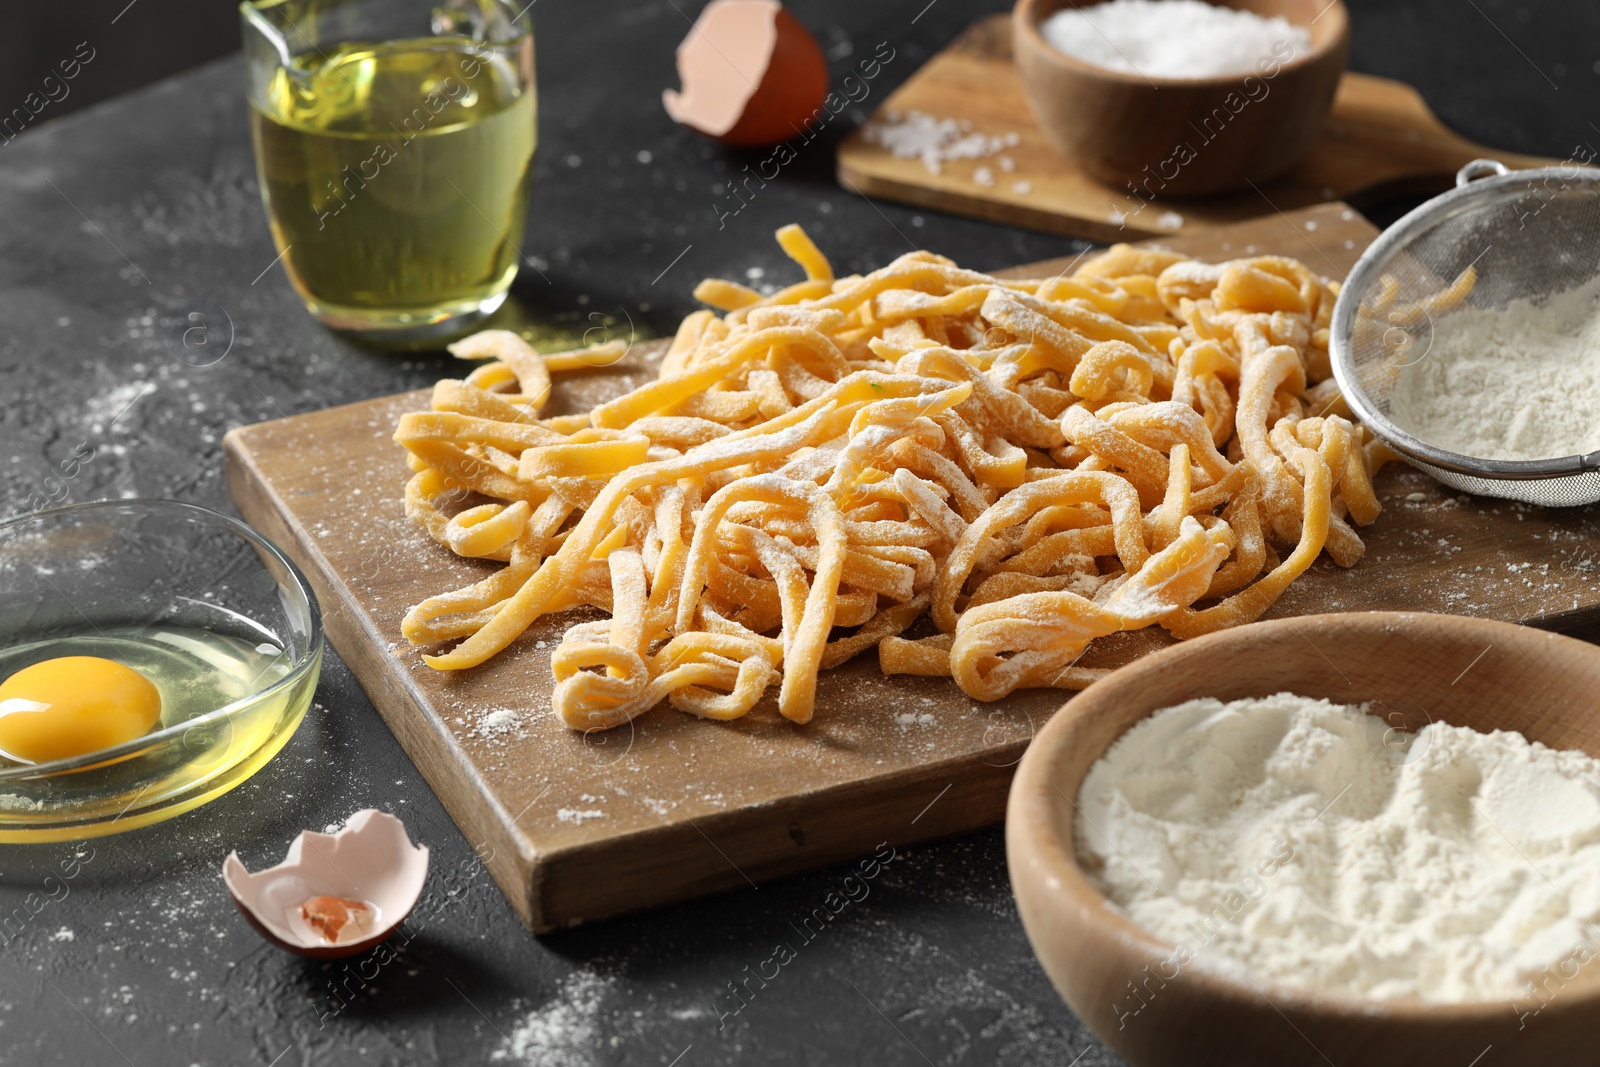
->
(1330, 160, 1600, 506)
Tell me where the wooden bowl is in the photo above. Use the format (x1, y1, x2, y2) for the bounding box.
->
(1012, 0, 1350, 197)
(1007, 611, 1600, 1067)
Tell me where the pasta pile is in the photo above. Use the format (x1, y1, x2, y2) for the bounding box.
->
(393, 225, 1384, 731)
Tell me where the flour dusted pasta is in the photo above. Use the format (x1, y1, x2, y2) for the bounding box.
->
(393, 226, 1383, 730)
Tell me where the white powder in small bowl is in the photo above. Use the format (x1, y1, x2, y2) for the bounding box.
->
(1041, 0, 1310, 79)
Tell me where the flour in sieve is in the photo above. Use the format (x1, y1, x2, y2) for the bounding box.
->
(1077, 693, 1600, 1003)
(1389, 272, 1600, 460)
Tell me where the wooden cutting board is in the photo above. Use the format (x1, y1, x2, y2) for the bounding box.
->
(224, 202, 1600, 934)
(838, 15, 1561, 243)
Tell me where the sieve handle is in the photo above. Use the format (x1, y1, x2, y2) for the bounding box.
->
(1456, 159, 1510, 187)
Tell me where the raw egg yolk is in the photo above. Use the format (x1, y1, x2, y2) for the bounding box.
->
(0, 656, 162, 764)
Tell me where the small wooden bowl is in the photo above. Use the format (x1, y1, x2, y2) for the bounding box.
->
(1007, 611, 1600, 1067)
(1013, 0, 1350, 197)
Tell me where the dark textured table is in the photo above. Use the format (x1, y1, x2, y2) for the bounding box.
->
(1, 2, 1596, 1064)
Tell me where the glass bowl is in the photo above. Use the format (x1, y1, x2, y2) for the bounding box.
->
(0, 499, 322, 841)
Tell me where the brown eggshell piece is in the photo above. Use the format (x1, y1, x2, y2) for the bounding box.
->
(222, 809, 429, 959)
(662, 0, 830, 147)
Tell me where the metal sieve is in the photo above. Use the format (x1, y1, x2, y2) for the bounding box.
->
(1330, 158, 1600, 507)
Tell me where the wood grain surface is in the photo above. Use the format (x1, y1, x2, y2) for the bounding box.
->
(224, 202, 1600, 933)
(837, 15, 1561, 243)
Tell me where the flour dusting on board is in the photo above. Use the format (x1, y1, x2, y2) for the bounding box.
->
(862, 110, 1021, 176)
(472, 708, 525, 742)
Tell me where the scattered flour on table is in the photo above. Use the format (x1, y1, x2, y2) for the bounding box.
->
(1041, 0, 1308, 78)
(1078, 692, 1600, 1002)
(556, 808, 606, 825)
(83, 381, 153, 434)
(491, 970, 612, 1066)
(1390, 272, 1600, 460)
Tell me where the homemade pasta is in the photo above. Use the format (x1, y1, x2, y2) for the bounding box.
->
(393, 226, 1383, 730)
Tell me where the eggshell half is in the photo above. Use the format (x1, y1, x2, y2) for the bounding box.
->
(223, 809, 429, 959)
(662, 0, 830, 147)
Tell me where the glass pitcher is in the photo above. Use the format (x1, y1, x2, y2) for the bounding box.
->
(240, 0, 536, 343)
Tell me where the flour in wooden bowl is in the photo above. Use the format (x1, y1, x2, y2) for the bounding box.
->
(1076, 693, 1600, 1002)
(1040, 0, 1309, 79)
(1389, 272, 1600, 461)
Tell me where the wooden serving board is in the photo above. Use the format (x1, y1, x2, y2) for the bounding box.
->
(838, 15, 1562, 243)
(225, 202, 1600, 934)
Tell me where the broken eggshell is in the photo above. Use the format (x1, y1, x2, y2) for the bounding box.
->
(223, 809, 429, 959)
(662, 0, 829, 147)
